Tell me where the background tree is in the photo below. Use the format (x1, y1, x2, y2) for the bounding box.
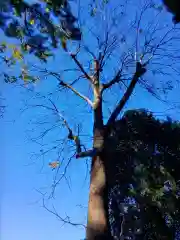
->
(1, 0, 180, 239)
(107, 109, 180, 239)
(163, 0, 180, 24)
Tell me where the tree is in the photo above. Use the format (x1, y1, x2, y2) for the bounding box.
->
(2, 0, 180, 239)
(163, 0, 180, 24)
(107, 109, 180, 239)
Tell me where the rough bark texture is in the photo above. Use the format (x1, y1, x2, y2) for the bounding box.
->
(86, 154, 110, 240)
(86, 96, 112, 239)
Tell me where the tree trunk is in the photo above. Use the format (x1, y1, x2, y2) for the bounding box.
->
(86, 155, 110, 240)
(86, 77, 113, 239)
(86, 127, 112, 239)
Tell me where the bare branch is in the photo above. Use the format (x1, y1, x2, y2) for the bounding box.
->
(49, 153, 74, 198)
(83, 45, 96, 59)
(107, 62, 147, 126)
(70, 53, 93, 83)
(38, 191, 86, 228)
(101, 69, 123, 92)
(76, 148, 97, 159)
(48, 99, 95, 159)
(100, 49, 131, 93)
(48, 99, 73, 134)
(43, 66, 93, 106)
(59, 80, 93, 107)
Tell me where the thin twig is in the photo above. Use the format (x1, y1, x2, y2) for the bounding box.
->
(42, 196, 86, 228)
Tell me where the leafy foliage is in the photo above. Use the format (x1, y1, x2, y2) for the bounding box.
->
(0, 0, 81, 61)
(0, 0, 81, 85)
(105, 109, 180, 239)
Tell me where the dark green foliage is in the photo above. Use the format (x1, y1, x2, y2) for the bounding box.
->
(105, 109, 180, 239)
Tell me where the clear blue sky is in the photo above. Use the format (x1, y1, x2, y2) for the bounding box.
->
(1, 1, 180, 240)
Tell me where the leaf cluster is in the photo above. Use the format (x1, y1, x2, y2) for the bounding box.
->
(0, 0, 81, 61)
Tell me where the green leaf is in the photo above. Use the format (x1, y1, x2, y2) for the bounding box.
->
(45, 7, 50, 13)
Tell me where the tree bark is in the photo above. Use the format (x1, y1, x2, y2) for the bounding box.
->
(86, 154, 111, 240)
(86, 100, 112, 239)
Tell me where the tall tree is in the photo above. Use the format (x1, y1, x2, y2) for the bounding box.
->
(2, 0, 180, 239)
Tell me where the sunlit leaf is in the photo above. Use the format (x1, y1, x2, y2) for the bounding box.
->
(21, 73, 37, 83)
(43, 51, 54, 57)
(49, 161, 60, 169)
(30, 19, 35, 25)
(45, 7, 50, 12)
(61, 36, 67, 51)
(13, 48, 23, 60)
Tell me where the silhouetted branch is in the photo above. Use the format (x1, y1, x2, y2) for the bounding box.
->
(70, 53, 93, 83)
(107, 62, 147, 125)
(37, 190, 86, 228)
(101, 69, 123, 92)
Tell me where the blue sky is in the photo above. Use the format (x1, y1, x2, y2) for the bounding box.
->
(1, 1, 180, 240)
